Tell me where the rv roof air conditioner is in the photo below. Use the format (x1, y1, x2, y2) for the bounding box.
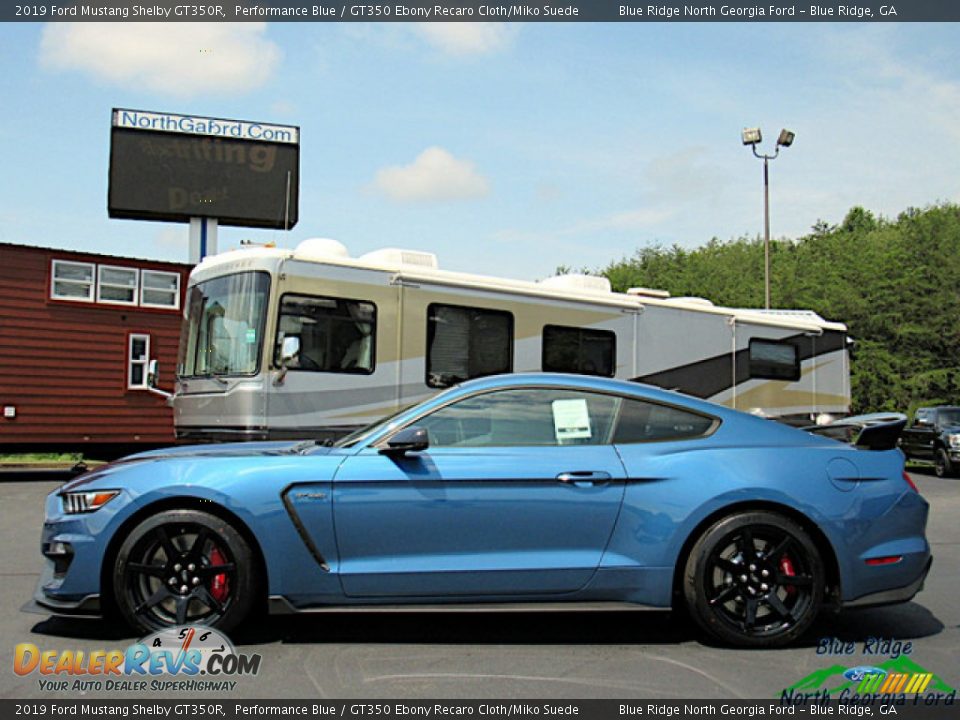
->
(538, 274, 612, 295)
(669, 297, 715, 307)
(360, 248, 439, 269)
(626, 287, 671, 299)
(294, 238, 350, 261)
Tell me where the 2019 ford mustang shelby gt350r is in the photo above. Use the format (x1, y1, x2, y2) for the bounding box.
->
(29, 374, 931, 647)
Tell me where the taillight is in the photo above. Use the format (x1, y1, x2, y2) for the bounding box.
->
(902, 471, 919, 493)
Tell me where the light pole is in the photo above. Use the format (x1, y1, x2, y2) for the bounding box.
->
(741, 127, 795, 309)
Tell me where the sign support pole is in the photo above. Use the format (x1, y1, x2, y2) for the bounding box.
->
(189, 217, 218, 263)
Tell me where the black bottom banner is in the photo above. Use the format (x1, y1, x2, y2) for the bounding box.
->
(2, 699, 958, 720)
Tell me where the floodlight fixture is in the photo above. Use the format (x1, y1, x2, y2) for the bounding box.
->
(741, 127, 762, 146)
(741, 125, 796, 308)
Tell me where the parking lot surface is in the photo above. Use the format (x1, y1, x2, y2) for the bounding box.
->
(1, 471, 957, 700)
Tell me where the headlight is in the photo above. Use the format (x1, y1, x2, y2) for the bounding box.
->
(61, 490, 120, 514)
(949, 434, 960, 448)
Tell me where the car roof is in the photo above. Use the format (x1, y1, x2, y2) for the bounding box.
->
(453, 373, 729, 416)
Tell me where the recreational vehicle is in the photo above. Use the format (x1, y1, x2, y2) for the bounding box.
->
(171, 239, 850, 442)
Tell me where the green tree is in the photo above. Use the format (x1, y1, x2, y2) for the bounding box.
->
(599, 203, 960, 413)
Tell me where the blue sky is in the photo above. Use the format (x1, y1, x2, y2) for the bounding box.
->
(1, 21, 959, 280)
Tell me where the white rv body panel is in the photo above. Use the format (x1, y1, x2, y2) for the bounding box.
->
(173, 245, 850, 442)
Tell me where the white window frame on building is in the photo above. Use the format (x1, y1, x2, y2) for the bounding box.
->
(98, 265, 140, 306)
(128, 334, 151, 390)
(140, 270, 181, 310)
(50, 260, 96, 302)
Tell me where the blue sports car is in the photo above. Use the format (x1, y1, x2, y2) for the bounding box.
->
(29, 374, 931, 647)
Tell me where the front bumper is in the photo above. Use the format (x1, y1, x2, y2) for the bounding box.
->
(27, 557, 102, 617)
(27, 486, 120, 619)
(843, 556, 932, 609)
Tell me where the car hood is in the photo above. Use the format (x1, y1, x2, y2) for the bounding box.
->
(122, 440, 331, 460)
(60, 440, 335, 491)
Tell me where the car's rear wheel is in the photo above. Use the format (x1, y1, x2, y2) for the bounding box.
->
(934, 449, 954, 478)
(683, 511, 824, 648)
(112, 509, 258, 635)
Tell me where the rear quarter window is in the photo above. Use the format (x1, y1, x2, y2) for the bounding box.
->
(613, 398, 716, 443)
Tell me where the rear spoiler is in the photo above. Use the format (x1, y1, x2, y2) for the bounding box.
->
(853, 418, 907, 450)
(804, 413, 907, 451)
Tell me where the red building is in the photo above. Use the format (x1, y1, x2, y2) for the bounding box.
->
(0, 243, 192, 456)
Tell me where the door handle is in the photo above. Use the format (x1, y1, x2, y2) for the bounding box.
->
(556, 471, 612, 487)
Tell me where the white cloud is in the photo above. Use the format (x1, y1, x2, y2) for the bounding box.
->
(372, 147, 490, 202)
(39, 23, 280, 97)
(411, 23, 515, 56)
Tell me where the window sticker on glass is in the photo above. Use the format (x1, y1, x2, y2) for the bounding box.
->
(245, 328, 257, 344)
(552, 398, 592, 441)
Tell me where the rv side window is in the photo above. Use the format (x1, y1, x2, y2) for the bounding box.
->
(426, 304, 513, 388)
(275, 294, 376, 374)
(748, 339, 800, 381)
(542, 325, 616, 377)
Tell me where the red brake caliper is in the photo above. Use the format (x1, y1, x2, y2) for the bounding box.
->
(779, 554, 797, 596)
(209, 547, 230, 603)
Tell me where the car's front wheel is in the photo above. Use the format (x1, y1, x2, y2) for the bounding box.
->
(934, 448, 954, 478)
(683, 511, 824, 648)
(112, 509, 259, 635)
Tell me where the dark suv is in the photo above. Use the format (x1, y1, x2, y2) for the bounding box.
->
(900, 406, 960, 478)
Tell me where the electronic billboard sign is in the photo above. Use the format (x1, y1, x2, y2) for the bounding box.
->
(108, 108, 300, 229)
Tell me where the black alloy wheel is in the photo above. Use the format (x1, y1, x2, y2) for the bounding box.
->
(684, 511, 824, 648)
(113, 509, 258, 634)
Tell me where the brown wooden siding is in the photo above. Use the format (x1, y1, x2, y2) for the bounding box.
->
(0, 243, 191, 449)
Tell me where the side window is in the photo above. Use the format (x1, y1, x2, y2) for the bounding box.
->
(613, 398, 715, 443)
(141, 270, 181, 309)
(542, 325, 616, 377)
(415, 388, 620, 448)
(128, 334, 150, 389)
(749, 339, 800, 381)
(426, 304, 512, 388)
(51, 260, 95, 302)
(98, 265, 139, 305)
(275, 294, 376, 374)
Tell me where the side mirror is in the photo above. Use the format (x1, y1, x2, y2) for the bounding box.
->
(280, 336, 301, 366)
(380, 426, 429, 456)
(147, 359, 159, 388)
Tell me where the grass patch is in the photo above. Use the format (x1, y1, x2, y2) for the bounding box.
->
(0, 453, 84, 463)
(0, 453, 107, 468)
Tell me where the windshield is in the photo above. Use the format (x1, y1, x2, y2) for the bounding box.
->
(334, 383, 465, 448)
(333, 404, 416, 448)
(940, 409, 960, 425)
(178, 271, 271, 378)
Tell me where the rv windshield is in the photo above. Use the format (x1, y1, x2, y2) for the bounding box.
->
(178, 271, 271, 379)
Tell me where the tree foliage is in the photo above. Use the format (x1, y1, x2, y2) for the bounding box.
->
(599, 204, 960, 413)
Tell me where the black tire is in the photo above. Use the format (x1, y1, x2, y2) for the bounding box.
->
(934, 449, 954, 478)
(683, 511, 824, 648)
(112, 509, 259, 635)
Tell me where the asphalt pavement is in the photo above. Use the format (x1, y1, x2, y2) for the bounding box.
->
(1, 471, 957, 700)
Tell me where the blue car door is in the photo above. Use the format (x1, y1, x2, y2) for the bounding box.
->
(331, 387, 628, 598)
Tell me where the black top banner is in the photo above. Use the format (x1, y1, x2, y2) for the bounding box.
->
(7, 0, 960, 22)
